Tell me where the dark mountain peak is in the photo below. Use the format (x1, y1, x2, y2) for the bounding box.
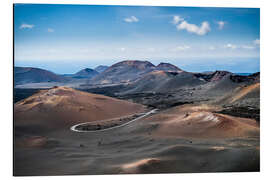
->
(73, 68, 99, 79)
(193, 70, 232, 82)
(156, 62, 182, 71)
(94, 65, 109, 73)
(111, 60, 155, 70)
(210, 70, 232, 81)
(76, 68, 96, 74)
(85, 68, 94, 72)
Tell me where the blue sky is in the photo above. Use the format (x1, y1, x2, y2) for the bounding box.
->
(14, 4, 260, 74)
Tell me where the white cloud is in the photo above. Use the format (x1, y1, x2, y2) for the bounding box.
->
(172, 45, 191, 52)
(124, 16, 139, 23)
(217, 21, 225, 30)
(176, 21, 211, 36)
(19, 23, 34, 29)
(254, 39, 260, 45)
(172, 15, 184, 24)
(224, 43, 237, 49)
(47, 28, 54, 33)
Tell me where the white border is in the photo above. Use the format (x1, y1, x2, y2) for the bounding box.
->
(1, 0, 270, 180)
(12, 0, 261, 8)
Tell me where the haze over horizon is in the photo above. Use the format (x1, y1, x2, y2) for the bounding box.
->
(14, 58, 259, 74)
(14, 4, 260, 74)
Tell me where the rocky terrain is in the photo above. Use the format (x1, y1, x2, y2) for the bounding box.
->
(15, 87, 146, 132)
(14, 60, 260, 175)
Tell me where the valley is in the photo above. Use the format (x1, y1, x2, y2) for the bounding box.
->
(14, 60, 260, 175)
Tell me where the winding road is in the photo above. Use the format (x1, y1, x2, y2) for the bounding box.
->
(70, 109, 158, 133)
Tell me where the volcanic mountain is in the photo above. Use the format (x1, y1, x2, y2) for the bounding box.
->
(14, 86, 146, 133)
(124, 70, 205, 94)
(72, 68, 99, 79)
(14, 67, 68, 85)
(94, 65, 109, 73)
(90, 60, 156, 84)
(62, 68, 99, 79)
(90, 60, 183, 85)
(156, 62, 182, 71)
(194, 70, 232, 82)
(203, 72, 260, 95)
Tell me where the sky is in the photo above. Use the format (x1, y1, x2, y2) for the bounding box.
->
(14, 4, 260, 74)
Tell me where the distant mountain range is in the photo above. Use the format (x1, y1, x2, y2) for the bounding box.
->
(15, 65, 109, 85)
(14, 60, 259, 91)
(89, 60, 184, 84)
(14, 60, 260, 113)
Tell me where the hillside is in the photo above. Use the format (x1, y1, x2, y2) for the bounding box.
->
(90, 60, 156, 84)
(90, 60, 184, 85)
(156, 62, 182, 71)
(143, 104, 259, 138)
(94, 65, 109, 73)
(124, 70, 205, 94)
(14, 86, 146, 132)
(14, 67, 69, 85)
(72, 68, 99, 79)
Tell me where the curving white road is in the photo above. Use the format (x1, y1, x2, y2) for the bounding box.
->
(70, 109, 158, 133)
